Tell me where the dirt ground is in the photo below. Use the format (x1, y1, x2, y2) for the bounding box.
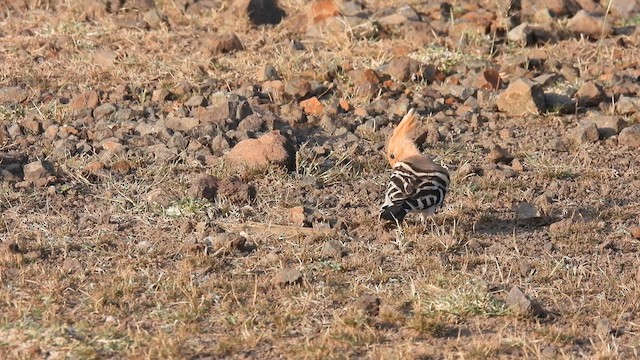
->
(1, 0, 640, 358)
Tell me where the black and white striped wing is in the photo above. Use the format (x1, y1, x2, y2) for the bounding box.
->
(380, 162, 450, 222)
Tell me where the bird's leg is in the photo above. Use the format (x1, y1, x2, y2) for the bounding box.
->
(419, 213, 427, 223)
(394, 216, 404, 234)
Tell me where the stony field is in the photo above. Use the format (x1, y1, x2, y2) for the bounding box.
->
(1, 0, 640, 358)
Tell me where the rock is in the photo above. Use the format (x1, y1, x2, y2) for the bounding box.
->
(322, 239, 347, 258)
(62, 258, 82, 273)
(384, 56, 431, 82)
(545, 137, 569, 152)
(225, 131, 291, 170)
(506, 286, 545, 317)
(288, 206, 308, 227)
(308, 0, 340, 24)
(152, 88, 172, 102)
(19, 117, 42, 134)
(448, 21, 488, 43)
(237, 114, 265, 134)
(567, 10, 612, 39)
(69, 90, 99, 110)
(110, 160, 132, 175)
(273, 268, 302, 286)
(353, 294, 380, 316)
(217, 176, 257, 204)
(570, 122, 599, 144)
(0, 86, 28, 103)
(184, 95, 205, 107)
(497, 78, 546, 116)
(146, 188, 175, 206)
(93, 103, 116, 119)
(142, 9, 165, 29)
(187, 175, 219, 201)
(346, 69, 381, 102)
(609, 0, 640, 19)
(93, 49, 117, 68)
(543, 0, 581, 17)
(549, 218, 573, 234)
(619, 124, 640, 147)
(576, 81, 604, 107)
(183, 239, 206, 255)
(208, 233, 250, 255)
(629, 226, 640, 240)
(488, 145, 514, 164)
(257, 64, 280, 81)
(379, 13, 409, 27)
(300, 96, 324, 115)
(210, 133, 230, 155)
(22, 161, 54, 186)
(511, 158, 525, 172)
(615, 96, 639, 115)
(583, 115, 626, 139)
(515, 202, 542, 220)
(96, 137, 126, 154)
(507, 22, 533, 45)
(208, 91, 252, 122)
(165, 115, 200, 132)
(85, 161, 106, 174)
(7, 123, 22, 139)
(204, 33, 243, 55)
(284, 78, 311, 100)
(456, 163, 477, 179)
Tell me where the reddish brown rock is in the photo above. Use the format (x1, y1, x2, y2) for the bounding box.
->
(225, 131, 291, 170)
(146, 188, 175, 206)
(300, 96, 324, 115)
(619, 124, 640, 148)
(353, 294, 381, 316)
(347, 69, 381, 102)
(0, 86, 28, 103)
(273, 268, 303, 286)
(69, 90, 100, 110)
(497, 78, 547, 116)
(204, 33, 244, 55)
(165, 116, 200, 132)
(567, 10, 612, 39)
(576, 81, 604, 107)
(506, 286, 546, 317)
(308, 0, 339, 24)
(570, 122, 599, 144)
(217, 176, 256, 204)
(284, 78, 311, 100)
(187, 175, 219, 201)
(488, 145, 514, 164)
(288, 206, 307, 227)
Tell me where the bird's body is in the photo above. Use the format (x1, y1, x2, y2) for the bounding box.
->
(380, 109, 450, 223)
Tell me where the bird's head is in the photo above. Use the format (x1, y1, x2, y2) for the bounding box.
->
(386, 108, 421, 166)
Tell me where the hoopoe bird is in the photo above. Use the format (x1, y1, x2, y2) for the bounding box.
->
(380, 108, 450, 223)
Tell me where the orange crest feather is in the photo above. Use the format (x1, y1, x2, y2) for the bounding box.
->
(386, 108, 421, 166)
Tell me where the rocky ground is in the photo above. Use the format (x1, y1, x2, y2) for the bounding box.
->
(1, 0, 640, 358)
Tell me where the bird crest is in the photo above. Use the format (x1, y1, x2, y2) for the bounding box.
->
(386, 108, 422, 166)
